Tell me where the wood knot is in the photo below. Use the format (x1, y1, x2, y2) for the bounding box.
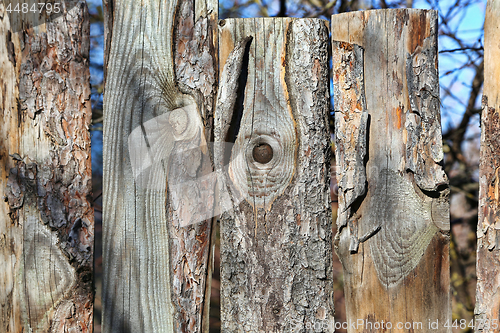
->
(168, 108, 188, 135)
(253, 143, 273, 164)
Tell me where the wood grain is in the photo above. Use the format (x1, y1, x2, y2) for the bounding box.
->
(475, 1, 500, 331)
(102, 0, 217, 332)
(332, 9, 450, 331)
(0, 1, 93, 332)
(217, 18, 333, 332)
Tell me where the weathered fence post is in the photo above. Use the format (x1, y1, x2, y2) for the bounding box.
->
(475, 1, 500, 330)
(216, 18, 333, 332)
(102, 0, 217, 331)
(332, 9, 450, 331)
(0, 1, 94, 332)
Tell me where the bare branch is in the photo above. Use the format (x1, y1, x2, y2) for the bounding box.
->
(440, 47, 484, 53)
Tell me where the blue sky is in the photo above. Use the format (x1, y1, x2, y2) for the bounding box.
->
(414, 0, 486, 136)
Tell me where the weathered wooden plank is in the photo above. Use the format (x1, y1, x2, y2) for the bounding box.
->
(102, 0, 217, 331)
(217, 18, 333, 332)
(332, 9, 450, 331)
(0, 1, 94, 332)
(475, 1, 500, 331)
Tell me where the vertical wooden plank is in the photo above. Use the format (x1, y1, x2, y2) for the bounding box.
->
(332, 9, 450, 331)
(475, 1, 500, 331)
(217, 18, 333, 332)
(0, 1, 93, 332)
(172, 0, 217, 330)
(102, 0, 217, 331)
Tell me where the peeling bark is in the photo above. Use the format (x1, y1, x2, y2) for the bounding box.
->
(332, 9, 450, 332)
(406, 36, 448, 192)
(475, 1, 500, 331)
(0, 1, 93, 332)
(331, 41, 368, 253)
(217, 18, 333, 332)
(102, 0, 217, 332)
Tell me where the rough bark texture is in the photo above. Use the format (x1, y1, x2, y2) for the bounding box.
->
(217, 18, 333, 332)
(332, 9, 450, 332)
(0, 1, 93, 332)
(102, 0, 113, 86)
(102, 0, 217, 331)
(475, 1, 500, 331)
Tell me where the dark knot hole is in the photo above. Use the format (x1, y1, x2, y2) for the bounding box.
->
(252, 143, 273, 164)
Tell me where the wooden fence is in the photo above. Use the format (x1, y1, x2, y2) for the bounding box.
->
(0, 0, 499, 332)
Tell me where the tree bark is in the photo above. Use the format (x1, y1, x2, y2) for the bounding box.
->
(102, 0, 217, 331)
(332, 9, 450, 332)
(102, 0, 114, 87)
(475, 1, 500, 331)
(0, 1, 93, 332)
(217, 18, 333, 332)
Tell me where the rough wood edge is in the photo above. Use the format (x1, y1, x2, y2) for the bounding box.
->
(475, 1, 500, 330)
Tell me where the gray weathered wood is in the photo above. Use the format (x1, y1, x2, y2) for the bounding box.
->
(475, 1, 500, 330)
(217, 18, 333, 332)
(332, 9, 450, 331)
(102, 0, 217, 331)
(0, 1, 94, 332)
